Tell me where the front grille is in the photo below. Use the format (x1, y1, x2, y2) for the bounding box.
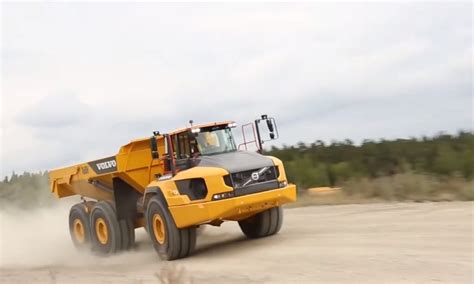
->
(220, 166, 279, 199)
(230, 166, 278, 188)
(233, 180, 279, 197)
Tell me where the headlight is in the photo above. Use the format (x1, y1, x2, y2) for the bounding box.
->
(279, 180, 288, 188)
(212, 191, 234, 200)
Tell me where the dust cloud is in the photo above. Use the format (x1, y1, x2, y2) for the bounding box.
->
(0, 199, 157, 269)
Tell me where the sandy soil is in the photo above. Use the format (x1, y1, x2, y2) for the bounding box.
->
(1, 201, 472, 283)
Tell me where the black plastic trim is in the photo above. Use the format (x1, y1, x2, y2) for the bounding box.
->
(175, 178, 208, 200)
(223, 175, 233, 187)
(233, 180, 279, 197)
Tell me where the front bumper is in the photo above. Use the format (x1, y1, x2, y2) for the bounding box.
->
(169, 184, 297, 228)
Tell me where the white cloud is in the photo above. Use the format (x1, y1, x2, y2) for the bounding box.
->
(17, 93, 92, 128)
(1, 2, 472, 177)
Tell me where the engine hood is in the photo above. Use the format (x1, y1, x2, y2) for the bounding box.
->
(196, 151, 274, 173)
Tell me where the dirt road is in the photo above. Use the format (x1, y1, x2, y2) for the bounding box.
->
(1, 202, 472, 283)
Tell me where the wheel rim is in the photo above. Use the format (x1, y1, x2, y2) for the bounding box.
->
(95, 217, 108, 245)
(152, 214, 166, 244)
(73, 219, 85, 243)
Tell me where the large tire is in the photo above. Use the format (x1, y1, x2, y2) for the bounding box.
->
(90, 201, 122, 254)
(145, 195, 196, 260)
(69, 203, 93, 249)
(119, 218, 135, 251)
(238, 206, 283, 239)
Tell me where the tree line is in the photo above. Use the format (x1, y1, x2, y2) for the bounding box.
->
(266, 131, 473, 189)
(1, 131, 472, 208)
(0, 171, 54, 209)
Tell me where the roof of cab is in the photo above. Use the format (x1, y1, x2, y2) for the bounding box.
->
(127, 120, 234, 144)
(168, 120, 233, 135)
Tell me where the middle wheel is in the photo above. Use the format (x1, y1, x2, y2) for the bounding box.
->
(146, 195, 196, 260)
(90, 201, 123, 254)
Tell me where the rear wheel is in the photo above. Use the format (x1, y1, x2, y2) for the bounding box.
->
(90, 201, 122, 254)
(238, 206, 283, 239)
(146, 195, 196, 260)
(69, 202, 94, 249)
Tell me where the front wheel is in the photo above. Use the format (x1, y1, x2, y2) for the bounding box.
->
(238, 206, 283, 239)
(146, 195, 196, 260)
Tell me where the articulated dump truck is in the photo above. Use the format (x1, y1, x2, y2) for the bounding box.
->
(49, 115, 296, 260)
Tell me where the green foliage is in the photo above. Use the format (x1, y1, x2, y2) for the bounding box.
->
(286, 157, 330, 188)
(0, 171, 54, 209)
(290, 173, 474, 207)
(458, 182, 474, 201)
(268, 131, 474, 189)
(1, 132, 472, 209)
(341, 173, 473, 202)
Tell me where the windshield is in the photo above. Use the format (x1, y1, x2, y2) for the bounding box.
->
(195, 128, 237, 155)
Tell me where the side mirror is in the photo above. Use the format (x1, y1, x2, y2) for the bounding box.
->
(254, 115, 279, 153)
(150, 137, 159, 159)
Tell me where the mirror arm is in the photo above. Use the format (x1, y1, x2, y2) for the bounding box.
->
(150, 137, 159, 159)
(254, 119, 264, 154)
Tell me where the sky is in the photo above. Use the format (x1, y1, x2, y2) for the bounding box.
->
(1, 2, 472, 177)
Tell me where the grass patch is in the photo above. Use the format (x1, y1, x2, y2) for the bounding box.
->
(289, 173, 474, 207)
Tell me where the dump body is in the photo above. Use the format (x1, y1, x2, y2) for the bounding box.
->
(49, 135, 166, 201)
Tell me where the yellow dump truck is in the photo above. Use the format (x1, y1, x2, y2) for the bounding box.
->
(49, 115, 296, 260)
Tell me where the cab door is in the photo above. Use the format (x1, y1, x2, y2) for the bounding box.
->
(171, 132, 194, 171)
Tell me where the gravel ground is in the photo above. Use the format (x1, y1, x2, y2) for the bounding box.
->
(1, 201, 472, 283)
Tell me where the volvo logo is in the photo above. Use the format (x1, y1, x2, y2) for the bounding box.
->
(251, 172, 260, 181)
(96, 160, 117, 170)
(240, 166, 270, 188)
(88, 156, 118, 174)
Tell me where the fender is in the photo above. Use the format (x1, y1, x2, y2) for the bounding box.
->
(143, 186, 168, 209)
(142, 186, 180, 234)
